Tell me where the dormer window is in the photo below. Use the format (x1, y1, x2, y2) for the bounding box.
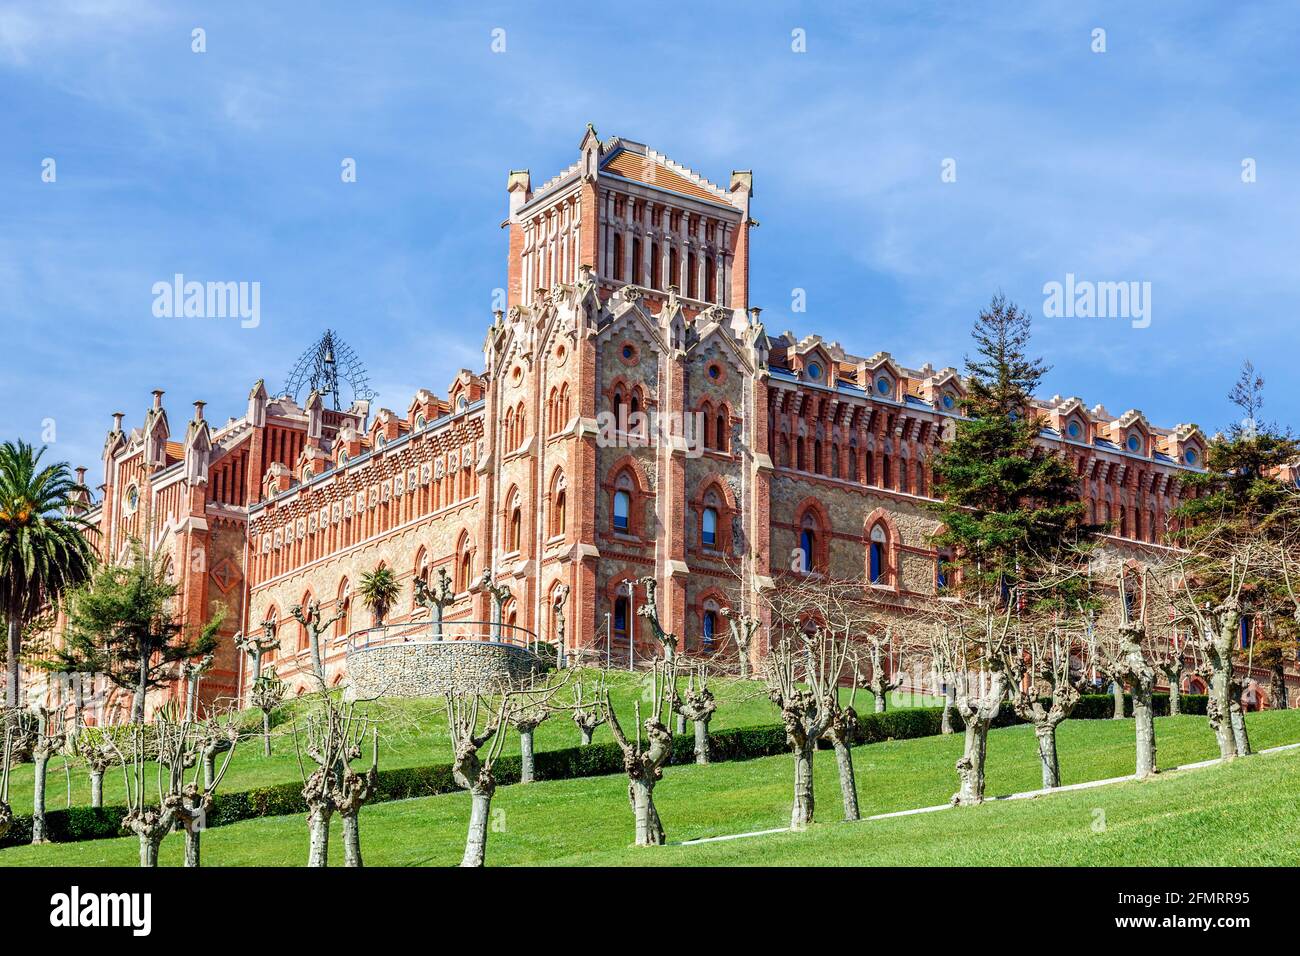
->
(875, 376, 892, 397)
(806, 362, 822, 381)
(339, 452, 349, 465)
(1067, 420, 1083, 439)
(415, 414, 426, 429)
(457, 396, 468, 411)
(375, 434, 387, 449)
(1127, 434, 1142, 453)
(941, 393, 955, 411)
(1184, 448, 1199, 466)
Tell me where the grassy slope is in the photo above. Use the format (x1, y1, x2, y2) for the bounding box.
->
(3, 708, 1297, 867)
(3, 671, 911, 809)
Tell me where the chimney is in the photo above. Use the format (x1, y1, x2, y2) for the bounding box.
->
(152, 389, 164, 410)
(111, 412, 124, 432)
(193, 400, 206, 421)
(75, 467, 86, 486)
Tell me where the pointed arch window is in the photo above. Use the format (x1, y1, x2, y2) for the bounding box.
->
(799, 521, 816, 574)
(702, 507, 718, 548)
(613, 490, 630, 532)
(508, 491, 522, 553)
(869, 525, 887, 584)
(614, 595, 629, 634)
(550, 473, 567, 538)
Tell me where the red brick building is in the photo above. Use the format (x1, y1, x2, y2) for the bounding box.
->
(44, 129, 1290, 718)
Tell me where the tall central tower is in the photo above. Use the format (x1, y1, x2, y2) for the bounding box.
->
(505, 126, 753, 317)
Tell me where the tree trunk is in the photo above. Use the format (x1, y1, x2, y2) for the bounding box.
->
(940, 685, 954, 734)
(4, 615, 21, 708)
(184, 825, 201, 867)
(133, 650, 148, 723)
(1270, 664, 1287, 710)
(675, 713, 686, 735)
(306, 805, 331, 867)
(31, 755, 49, 844)
(1133, 685, 1157, 778)
(737, 653, 749, 681)
(139, 835, 161, 867)
(203, 752, 216, 790)
(579, 726, 594, 746)
(309, 635, 326, 690)
(461, 789, 492, 867)
(692, 718, 711, 765)
(89, 770, 104, 808)
(519, 729, 535, 784)
(1168, 678, 1181, 717)
(1111, 680, 1125, 719)
(954, 718, 990, 806)
(790, 741, 816, 829)
(1035, 722, 1061, 789)
(262, 711, 272, 757)
(342, 812, 363, 867)
(874, 691, 886, 714)
(832, 740, 860, 821)
(1207, 665, 1236, 759)
(630, 777, 665, 846)
(1230, 699, 1252, 757)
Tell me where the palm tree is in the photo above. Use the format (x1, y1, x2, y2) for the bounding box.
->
(0, 441, 96, 707)
(358, 565, 400, 626)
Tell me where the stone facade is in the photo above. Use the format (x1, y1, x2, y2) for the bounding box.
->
(34, 127, 1298, 716)
(345, 641, 541, 700)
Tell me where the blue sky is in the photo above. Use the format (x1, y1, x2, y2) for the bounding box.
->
(3, 1, 1298, 477)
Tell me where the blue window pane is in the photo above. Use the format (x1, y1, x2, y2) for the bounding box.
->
(870, 542, 883, 583)
(613, 490, 630, 531)
(800, 530, 814, 572)
(702, 508, 717, 547)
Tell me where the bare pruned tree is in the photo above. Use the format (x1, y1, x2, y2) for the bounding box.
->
(930, 597, 1015, 807)
(719, 607, 760, 680)
(0, 723, 16, 841)
(30, 706, 65, 844)
(289, 599, 345, 691)
(636, 577, 678, 663)
(672, 665, 717, 765)
(119, 718, 185, 867)
(571, 679, 606, 745)
(821, 664, 863, 820)
(600, 661, 676, 846)
(1159, 538, 1260, 760)
(235, 617, 281, 686)
(446, 690, 511, 867)
(76, 725, 122, 807)
(503, 672, 575, 783)
(765, 630, 850, 828)
(413, 567, 456, 640)
(293, 698, 377, 867)
(249, 669, 287, 757)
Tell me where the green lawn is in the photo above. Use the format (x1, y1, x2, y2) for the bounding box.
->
(3, 669, 907, 810)
(3, 708, 1297, 867)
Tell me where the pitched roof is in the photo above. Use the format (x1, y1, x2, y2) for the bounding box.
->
(599, 139, 735, 206)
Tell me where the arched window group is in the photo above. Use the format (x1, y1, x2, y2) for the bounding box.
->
(506, 489, 523, 553)
(549, 471, 567, 539)
(547, 384, 571, 435)
(502, 401, 528, 450)
(699, 400, 731, 453)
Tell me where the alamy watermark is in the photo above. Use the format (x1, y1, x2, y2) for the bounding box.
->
(1043, 273, 1151, 329)
(152, 274, 260, 328)
(594, 409, 707, 458)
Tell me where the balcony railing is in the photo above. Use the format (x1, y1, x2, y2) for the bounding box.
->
(345, 619, 542, 654)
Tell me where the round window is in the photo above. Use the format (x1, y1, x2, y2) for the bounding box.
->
(941, 393, 955, 410)
(1184, 448, 1199, 465)
(708, 363, 721, 380)
(1067, 421, 1081, 439)
(124, 484, 139, 513)
(1127, 434, 1142, 452)
(876, 377, 891, 395)
(807, 362, 822, 380)
(622, 344, 635, 360)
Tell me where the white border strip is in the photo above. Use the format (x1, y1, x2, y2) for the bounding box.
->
(674, 739, 1300, 848)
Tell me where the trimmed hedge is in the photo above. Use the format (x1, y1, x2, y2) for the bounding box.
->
(0, 692, 1216, 848)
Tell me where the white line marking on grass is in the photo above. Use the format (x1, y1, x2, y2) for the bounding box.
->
(675, 738, 1300, 848)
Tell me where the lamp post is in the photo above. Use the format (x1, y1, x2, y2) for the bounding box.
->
(626, 579, 636, 673)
